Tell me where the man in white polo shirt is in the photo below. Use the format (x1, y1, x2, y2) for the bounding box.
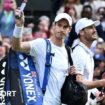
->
(72, 18, 105, 105)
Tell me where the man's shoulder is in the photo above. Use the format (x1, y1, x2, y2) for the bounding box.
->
(73, 45, 86, 53)
(29, 38, 47, 56)
(72, 45, 88, 59)
(30, 38, 46, 45)
(29, 38, 47, 51)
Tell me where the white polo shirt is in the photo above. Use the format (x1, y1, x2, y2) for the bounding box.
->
(71, 42, 94, 103)
(29, 38, 69, 105)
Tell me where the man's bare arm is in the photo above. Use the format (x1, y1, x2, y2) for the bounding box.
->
(12, 9, 30, 53)
(76, 74, 105, 89)
(12, 37, 30, 53)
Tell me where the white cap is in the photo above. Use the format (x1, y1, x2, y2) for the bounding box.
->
(75, 18, 100, 35)
(54, 13, 72, 27)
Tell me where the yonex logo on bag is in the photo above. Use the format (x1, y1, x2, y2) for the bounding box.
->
(19, 54, 30, 71)
(22, 73, 37, 103)
(18, 54, 37, 103)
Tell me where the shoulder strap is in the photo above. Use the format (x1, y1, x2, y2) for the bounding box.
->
(65, 45, 73, 66)
(42, 39, 52, 92)
(72, 44, 79, 51)
(65, 45, 76, 79)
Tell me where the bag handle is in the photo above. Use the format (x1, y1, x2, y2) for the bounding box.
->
(65, 45, 77, 80)
(65, 45, 73, 65)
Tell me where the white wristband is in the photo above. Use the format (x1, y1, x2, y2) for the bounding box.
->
(13, 25, 23, 38)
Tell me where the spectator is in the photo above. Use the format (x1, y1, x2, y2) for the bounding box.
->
(96, 7, 105, 41)
(22, 27, 33, 41)
(57, 0, 83, 19)
(57, 0, 75, 14)
(90, 0, 105, 17)
(94, 54, 105, 80)
(33, 15, 50, 39)
(12, 11, 76, 105)
(81, 4, 93, 19)
(95, 42, 105, 55)
(91, 38, 104, 55)
(0, 0, 16, 38)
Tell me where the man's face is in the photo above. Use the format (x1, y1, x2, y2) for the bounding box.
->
(96, 43, 104, 54)
(53, 19, 71, 40)
(82, 25, 98, 42)
(82, 7, 92, 19)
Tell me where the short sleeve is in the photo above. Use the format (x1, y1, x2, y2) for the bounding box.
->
(71, 47, 86, 75)
(29, 38, 46, 57)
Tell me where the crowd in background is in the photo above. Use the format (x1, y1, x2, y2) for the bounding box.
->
(0, 0, 105, 104)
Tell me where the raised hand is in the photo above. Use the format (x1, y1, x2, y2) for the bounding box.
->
(14, 9, 24, 26)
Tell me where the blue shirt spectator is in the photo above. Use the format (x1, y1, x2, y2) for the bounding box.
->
(0, 10, 15, 38)
(0, 0, 17, 38)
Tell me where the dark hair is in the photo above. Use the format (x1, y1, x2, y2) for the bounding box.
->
(81, 5, 92, 19)
(97, 7, 105, 20)
(82, 5, 92, 11)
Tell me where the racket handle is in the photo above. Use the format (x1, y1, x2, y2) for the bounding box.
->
(20, 2, 26, 11)
(15, 2, 27, 19)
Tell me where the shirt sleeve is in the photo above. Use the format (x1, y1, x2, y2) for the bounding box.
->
(29, 38, 46, 57)
(71, 48, 86, 75)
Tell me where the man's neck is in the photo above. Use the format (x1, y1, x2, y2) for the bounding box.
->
(50, 36, 64, 47)
(82, 41, 92, 48)
(80, 39, 93, 48)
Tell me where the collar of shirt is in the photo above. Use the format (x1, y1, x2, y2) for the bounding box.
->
(79, 42, 94, 57)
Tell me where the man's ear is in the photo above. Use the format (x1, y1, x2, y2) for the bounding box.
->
(69, 27, 72, 32)
(79, 30, 84, 36)
(68, 27, 72, 33)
